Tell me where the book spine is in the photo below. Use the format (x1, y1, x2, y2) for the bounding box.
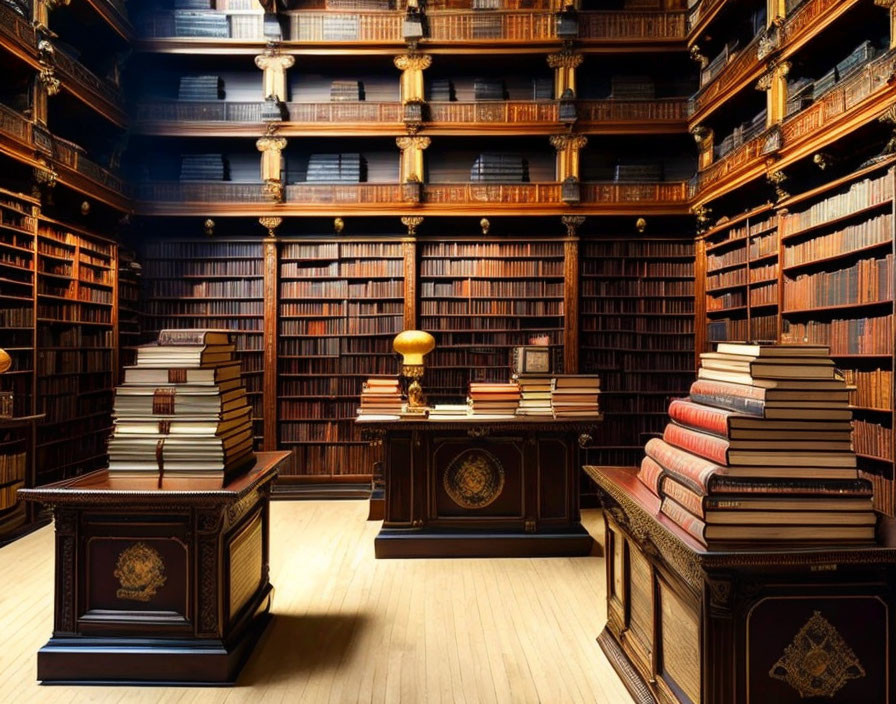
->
(668, 398, 731, 438)
(663, 423, 730, 465)
(644, 438, 721, 494)
(689, 380, 765, 416)
(637, 456, 663, 496)
(660, 475, 706, 519)
(660, 497, 707, 544)
(158, 331, 215, 345)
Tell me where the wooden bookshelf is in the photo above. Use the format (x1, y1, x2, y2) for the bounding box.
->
(579, 236, 695, 468)
(34, 217, 118, 485)
(138, 238, 266, 449)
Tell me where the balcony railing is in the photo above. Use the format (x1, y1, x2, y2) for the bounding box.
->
(0, 103, 31, 144)
(783, 0, 850, 50)
(134, 101, 404, 124)
(687, 0, 725, 32)
(51, 46, 124, 116)
(137, 9, 687, 42)
(696, 49, 896, 196)
(426, 100, 557, 123)
(137, 180, 692, 206)
(0, 3, 37, 57)
(578, 98, 688, 123)
(689, 33, 762, 118)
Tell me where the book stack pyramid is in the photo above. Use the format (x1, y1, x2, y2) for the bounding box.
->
(515, 375, 553, 416)
(638, 343, 876, 547)
(357, 377, 403, 419)
(107, 329, 255, 479)
(551, 375, 601, 418)
(468, 382, 521, 417)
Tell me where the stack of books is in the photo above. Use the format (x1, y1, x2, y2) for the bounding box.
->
(330, 80, 362, 102)
(430, 79, 455, 102)
(609, 75, 656, 100)
(473, 78, 506, 101)
(357, 377, 403, 418)
(429, 404, 470, 420)
(470, 153, 527, 183)
(306, 153, 364, 183)
(551, 376, 601, 418)
(178, 75, 223, 101)
(515, 376, 553, 416)
(468, 382, 521, 417)
(532, 77, 553, 100)
(638, 343, 877, 547)
(180, 154, 226, 181)
(173, 11, 229, 38)
(613, 162, 663, 182)
(108, 329, 255, 479)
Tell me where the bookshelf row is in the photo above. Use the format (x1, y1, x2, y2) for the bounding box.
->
(698, 162, 896, 514)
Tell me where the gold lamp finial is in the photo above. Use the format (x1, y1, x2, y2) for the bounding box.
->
(393, 330, 435, 413)
(0, 349, 11, 375)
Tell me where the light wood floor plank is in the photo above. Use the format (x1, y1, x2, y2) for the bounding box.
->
(0, 501, 633, 704)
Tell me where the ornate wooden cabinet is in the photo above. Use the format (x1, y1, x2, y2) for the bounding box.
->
(586, 465, 896, 704)
(18, 451, 289, 684)
(360, 418, 600, 558)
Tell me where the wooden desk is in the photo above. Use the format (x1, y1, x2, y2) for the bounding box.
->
(358, 417, 601, 558)
(19, 451, 290, 685)
(585, 465, 896, 704)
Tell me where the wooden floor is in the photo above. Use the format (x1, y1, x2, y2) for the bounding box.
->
(0, 501, 633, 704)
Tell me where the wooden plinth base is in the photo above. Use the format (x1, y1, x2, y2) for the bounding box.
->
(374, 527, 594, 558)
(367, 490, 384, 521)
(596, 628, 656, 704)
(38, 599, 272, 686)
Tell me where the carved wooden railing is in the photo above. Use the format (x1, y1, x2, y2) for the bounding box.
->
(780, 50, 896, 146)
(427, 101, 558, 123)
(0, 103, 31, 145)
(51, 46, 124, 113)
(0, 3, 37, 56)
(578, 11, 686, 40)
(696, 49, 896, 196)
(783, 0, 851, 50)
(581, 180, 692, 203)
(134, 101, 404, 124)
(289, 11, 402, 41)
(697, 133, 765, 192)
(425, 11, 556, 41)
(137, 180, 691, 205)
(687, 0, 725, 32)
(689, 33, 762, 117)
(578, 98, 688, 122)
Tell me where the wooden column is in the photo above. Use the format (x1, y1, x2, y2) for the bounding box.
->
(756, 61, 790, 126)
(694, 237, 707, 362)
(394, 53, 431, 104)
(767, 0, 786, 23)
(877, 0, 896, 49)
(401, 216, 422, 330)
(396, 136, 430, 184)
(551, 135, 587, 182)
(259, 218, 281, 451)
(691, 126, 714, 172)
(562, 216, 584, 374)
(547, 50, 583, 99)
(254, 48, 294, 103)
(256, 136, 287, 202)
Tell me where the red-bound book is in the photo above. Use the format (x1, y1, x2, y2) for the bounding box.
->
(668, 398, 737, 438)
(660, 474, 705, 518)
(637, 456, 663, 497)
(660, 496, 707, 546)
(663, 422, 730, 465)
(645, 438, 723, 494)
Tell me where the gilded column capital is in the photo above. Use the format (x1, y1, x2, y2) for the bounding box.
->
(550, 134, 587, 151)
(690, 125, 711, 144)
(561, 215, 585, 237)
(547, 51, 583, 70)
(394, 53, 432, 71)
(396, 136, 431, 150)
(401, 216, 423, 235)
(254, 52, 295, 71)
(256, 136, 287, 152)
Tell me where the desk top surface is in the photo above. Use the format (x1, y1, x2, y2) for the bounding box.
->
(356, 415, 602, 430)
(19, 451, 290, 506)
(586, 464, 896, 565)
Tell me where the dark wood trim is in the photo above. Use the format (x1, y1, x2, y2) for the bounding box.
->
(564, 236, 580, 374)
(262, 236, 279, 451)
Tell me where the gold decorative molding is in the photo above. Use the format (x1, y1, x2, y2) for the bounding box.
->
(393, 53, 432, 72)
(635, 217, 647, 233)
(37, 40, 60, 97)
(401, 215, 423, 236)
(259, 216, 282, 237)
(480, 217, 490, 235)
(395, 136, 431, 151)
(203, 218, 215, 237)
(692, 204, 712, 234)
(113, 542, 167, 603)
(689, 44, 708, 69)
(549, 134, 588, 151)
(255, 49, 295, 104)
(769, 611, 866, 698)
(443, 449, 505, 509)
(767, 168, 790, 201)
(812, 152, 833, 170)
(690, 125, 710, 145)
(333, 217, 344, 235)
(561, 215, 585, 237)
(547, 50, 584, 70)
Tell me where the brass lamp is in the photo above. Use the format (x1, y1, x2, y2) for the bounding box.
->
(393, 330, 435, 414)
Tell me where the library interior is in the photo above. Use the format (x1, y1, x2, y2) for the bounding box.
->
(1, 0, 896, 701)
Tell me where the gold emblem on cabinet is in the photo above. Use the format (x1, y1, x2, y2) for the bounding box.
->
(769, 610, 866, 698)
(443, 449, 505, 509)
(113, 542, 167, 602)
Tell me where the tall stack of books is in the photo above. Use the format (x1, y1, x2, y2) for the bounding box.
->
(430, 79, 455, 102)
(178, 75, 223, 101)
(638, 343, 876, 547)
(468, 382, 520, 417)
(107, 329, 255, 479)
(551, 375, 601, 418)
(357, 377, 403, 418)
(306, 153, 364, 183)
(470, 153, 527, 183)
(473, 78, 506, 101)
(330, 80, 362, 102)
(515, 375, 553, 416)
(180, 154, 226, 181)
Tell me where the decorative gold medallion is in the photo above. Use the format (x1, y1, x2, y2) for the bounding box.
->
(443, 449, 505, 509)
(113, 542, 167, 603)
(769, 611, 865, 698)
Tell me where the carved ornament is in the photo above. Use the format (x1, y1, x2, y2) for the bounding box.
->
(443, 449, 505, 509)
(561, 215, 585, 236)
(550, 134, 587, 151)
(114, 542, 167, 602)
(547, 51, 583, 70)
(393, 53, 432, 71)
(396, 136, 431, 151)
(401, 215, 423, 235)
(259, 216, 282, 237)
